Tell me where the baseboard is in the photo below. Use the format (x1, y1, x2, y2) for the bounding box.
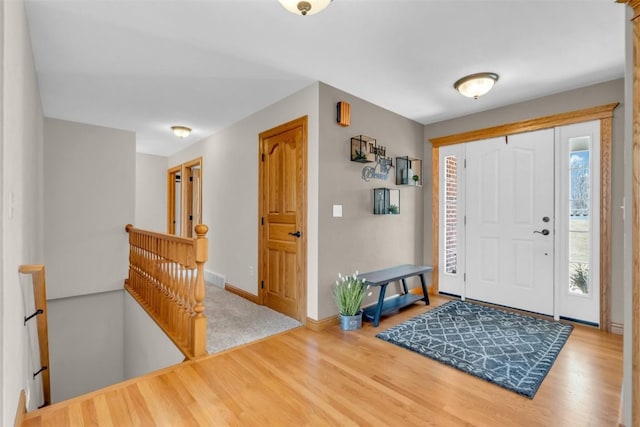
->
(409, 286, 432, 295)
(611, 322, 624, 335)
(223, 283, 334, 329)
(224, 283, 259, 304)
(305, 315, 339, 331)
(14, 390, 25, 427)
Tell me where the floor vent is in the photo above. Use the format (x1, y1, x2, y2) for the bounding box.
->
(204, 270, 226, 288)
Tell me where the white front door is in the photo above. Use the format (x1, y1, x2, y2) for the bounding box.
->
(465, 129, 555, 315)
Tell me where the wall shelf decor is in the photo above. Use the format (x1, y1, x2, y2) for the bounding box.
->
(396, 156, 423, 187)
(373, 188, 400, 215)
(351, 135, 376, 163)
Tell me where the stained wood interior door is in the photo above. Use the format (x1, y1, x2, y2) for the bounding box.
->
(259, 117, 307, 322)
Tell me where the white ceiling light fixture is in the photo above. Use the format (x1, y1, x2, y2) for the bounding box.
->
(453, 72, 499, 99)
(278, 0, 332, 16)
(171, 125, 192, 138)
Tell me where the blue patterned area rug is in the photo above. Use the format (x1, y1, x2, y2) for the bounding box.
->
(375, 300, 573, 398)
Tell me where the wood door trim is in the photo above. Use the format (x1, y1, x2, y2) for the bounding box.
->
(634, 11, 640, 427)
(431, 147, 439, 294)
(167, 165, 181, 234)
(621, 1, 640, 423)
(431, 107, 618, 331)
(601, 117, 613, 332)
(258, 116, 308, 323)
(430, 103, 618, 148)
(167, 157, 202, 237)
(181, 157, 203, 238)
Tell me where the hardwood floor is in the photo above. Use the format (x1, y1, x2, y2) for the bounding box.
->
(22, 296, 623, 426)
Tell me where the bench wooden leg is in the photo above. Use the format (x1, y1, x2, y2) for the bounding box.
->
(419, 274, 430, 305)
(373, 283, 388, 327)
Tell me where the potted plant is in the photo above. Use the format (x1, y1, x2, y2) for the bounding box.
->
(334, 272, 368, 330)
(570, 262, 590, 294)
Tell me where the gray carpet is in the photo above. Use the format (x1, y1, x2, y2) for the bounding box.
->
(376, 300, 573, 398)
(204, 284, 302, 354)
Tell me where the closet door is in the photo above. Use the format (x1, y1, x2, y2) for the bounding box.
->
(466, 129, 555, 315)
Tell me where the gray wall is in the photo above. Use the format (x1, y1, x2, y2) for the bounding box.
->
(423, 79, 625, 325)
(135, 153, 167, 232)
(44, 118, 135, 299)
(123, 292, 183, 379)
(47, 291, 124, 402)
(43, 119, 137, 402)
(48, 291, 185, 402)
(317, 83, 425, 319)
(1, 0, 45, 423)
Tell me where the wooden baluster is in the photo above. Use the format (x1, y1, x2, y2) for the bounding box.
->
(124, 224, 209, 359)
(186, 244, 194, 345)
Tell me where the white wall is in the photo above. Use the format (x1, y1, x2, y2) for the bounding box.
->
(123, 292, 183, 379)
(622, 5, 633, 425)
(169, 83, 320, 318)
(47, 291, 124, 402)
(44, 118, 135, 299)
(1, 0, 45, 424)
(135, 153, 167, 232)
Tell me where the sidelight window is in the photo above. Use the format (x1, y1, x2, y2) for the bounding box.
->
(568, 137, 591, 295)
(444, 155, 458, 275)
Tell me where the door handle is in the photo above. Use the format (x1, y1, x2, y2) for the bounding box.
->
(288, 231, 302, 238)
(533, 229, 550, 236)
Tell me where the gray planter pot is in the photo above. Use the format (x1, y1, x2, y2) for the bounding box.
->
(339, 311, 363, 331)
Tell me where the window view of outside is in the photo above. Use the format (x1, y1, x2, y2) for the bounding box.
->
(444, 155, 457, 274)
(569, 142, 591, 295)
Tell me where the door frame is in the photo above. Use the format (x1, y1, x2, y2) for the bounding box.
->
(167, 165, 181, 235)
(182, 157, 203, 238)
(257, 116, 308, 323)
(437, 144, 466, 297)
(430, 102, 618, 331)
(167, 157, 203, 236)
(555, 121, 602, 324)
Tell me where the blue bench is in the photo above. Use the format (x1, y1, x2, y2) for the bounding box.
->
(358, 264, 432, 327)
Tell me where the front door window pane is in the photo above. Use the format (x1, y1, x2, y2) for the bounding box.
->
(444, 155, 458, 274)
(568, 137, 591, 295)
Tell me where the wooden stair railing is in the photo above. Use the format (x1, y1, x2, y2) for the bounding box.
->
(18, 264, 51, 409)
(124, 224, 208, 359)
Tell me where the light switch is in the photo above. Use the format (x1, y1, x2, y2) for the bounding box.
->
(332, 204, 343, 217)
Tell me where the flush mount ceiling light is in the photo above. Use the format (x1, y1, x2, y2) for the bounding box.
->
(171, 125, 192, 138)
(453, 72, 499, 99)
(278, 0, 332, 16)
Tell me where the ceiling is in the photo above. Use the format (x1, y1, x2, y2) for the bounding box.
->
(24, 0, 626, 157)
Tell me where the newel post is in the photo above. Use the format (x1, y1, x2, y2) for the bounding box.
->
(124, 224, 134, 290)
(192, 224, 209, 357)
